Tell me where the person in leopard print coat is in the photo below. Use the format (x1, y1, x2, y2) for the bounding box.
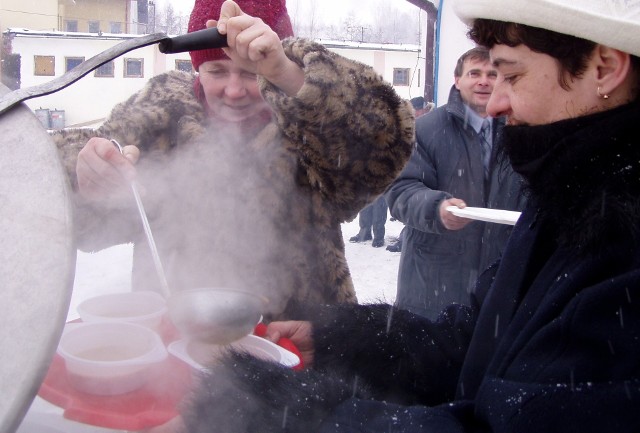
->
(52, 0, 414, 320)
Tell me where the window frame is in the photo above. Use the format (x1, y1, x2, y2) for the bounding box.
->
(34, 55, 55, 76)
(95, 61, 115, 78)
(109, 21, 122, 34)
(392, 68, 411, 86)
(65, 56, 85, 72)
(64, 20, 78, 32)
(88, 20, 100, 33)
(123, 58, 144, 78)
(175, 59, 193, 73)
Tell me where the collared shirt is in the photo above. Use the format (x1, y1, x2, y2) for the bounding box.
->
(464, 105, 493, 178)
(464, 105, 493, 142)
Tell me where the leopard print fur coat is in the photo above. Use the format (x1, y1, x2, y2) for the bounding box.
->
(52, 38, 415, 320)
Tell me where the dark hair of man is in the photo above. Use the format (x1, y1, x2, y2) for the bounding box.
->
(470, 19, 640, 94)
(467, 19, 597, 90)
(454, 46, 491, 77)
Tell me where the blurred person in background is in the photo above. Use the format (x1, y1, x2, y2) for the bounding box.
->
(409, 95, 431, 118)
(175, 0, 640, 431)
(385, 47, 526, 319)
(386, 95, 433, 254)
(53, 0, 414, 321)
(349, 195, 388, 248)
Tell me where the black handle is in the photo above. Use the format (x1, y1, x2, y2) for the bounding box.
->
(158, 27, 228, 54)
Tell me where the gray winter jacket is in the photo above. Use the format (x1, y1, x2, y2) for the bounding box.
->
(386, 86, 525, 319)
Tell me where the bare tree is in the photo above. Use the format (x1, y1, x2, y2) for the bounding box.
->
(154, 3, 188, 35)
(289, 0, 302, 35)
(343, 12, 369, 42)
(289, 0, 420, 44)
(315, 23, 341, 40)
(291, 0, 323, 39)
(306, 0, 320, 39)
(369, 0, 419, 44)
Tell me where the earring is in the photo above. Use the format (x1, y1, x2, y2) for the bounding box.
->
(597, 86, 610, 99)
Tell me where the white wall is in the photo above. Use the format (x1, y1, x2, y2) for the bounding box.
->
(381, 49, 424, 100)
(434, 0, 473, 106)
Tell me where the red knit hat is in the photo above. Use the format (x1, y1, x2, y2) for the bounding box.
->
(188, 0, 294, 71)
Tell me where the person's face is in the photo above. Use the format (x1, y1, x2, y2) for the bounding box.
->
(454, 57, 497, 117)
(486, 44, 597, 126)
(198, 60, 268, 122)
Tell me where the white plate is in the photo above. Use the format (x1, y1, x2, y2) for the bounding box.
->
(168, 335, 300, 371)
(446, 206, 521, 225)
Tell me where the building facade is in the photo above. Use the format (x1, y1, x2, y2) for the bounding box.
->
(1, 0, 149, 91)
(0, 0, 146, 35)
(58, 0, 130, 34)
(5, 29, 424, 128)
(0, 0, 58, 34)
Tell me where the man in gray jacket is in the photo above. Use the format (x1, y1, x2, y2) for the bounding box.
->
(386, 47, 525, 319)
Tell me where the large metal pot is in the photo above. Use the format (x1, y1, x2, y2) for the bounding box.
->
(0, 83, 75, 433)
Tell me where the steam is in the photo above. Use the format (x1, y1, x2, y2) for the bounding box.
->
(122, 120, 303, 319)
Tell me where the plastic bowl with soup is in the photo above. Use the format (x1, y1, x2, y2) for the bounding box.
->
(77, 291, 167, 331)
(57, 322, 168, 395)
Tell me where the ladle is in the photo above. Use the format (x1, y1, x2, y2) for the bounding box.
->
(110, 140, 267, 345)
(111, 139, 171, 298)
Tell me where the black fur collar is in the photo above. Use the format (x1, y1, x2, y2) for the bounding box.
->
(501, 102, 640, 252)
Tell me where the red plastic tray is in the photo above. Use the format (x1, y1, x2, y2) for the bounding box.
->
(38, 321, 302, 430)
(38, 353, 192, 431)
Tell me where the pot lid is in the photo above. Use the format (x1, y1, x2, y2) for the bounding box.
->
(0, 84, 75, 433)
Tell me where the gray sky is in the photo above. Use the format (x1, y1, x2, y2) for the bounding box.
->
(164, 0, 419, 26)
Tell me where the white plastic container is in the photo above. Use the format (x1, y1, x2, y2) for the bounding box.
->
(77, 291, 167, 330)
(168, 335, 300, 372)
(57, 322, 168, 396)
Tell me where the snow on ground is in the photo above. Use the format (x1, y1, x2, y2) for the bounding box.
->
(68, 217, 404, 320)
(341, 218, 403, 305)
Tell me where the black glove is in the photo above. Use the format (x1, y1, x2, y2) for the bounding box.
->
(181, 351, 371, 433)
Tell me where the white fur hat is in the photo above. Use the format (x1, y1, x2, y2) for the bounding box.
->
(453, 0, 640, 58)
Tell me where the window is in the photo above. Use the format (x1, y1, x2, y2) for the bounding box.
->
(110, 22, 122, 34)
(393, 68, 411, 86)
(124, 58, 144, 78)
(65, 57, 84, 72)
(175, 59, 193, 73)
(34, 55, 55, 76)
(95, 61, 114, 77)
(88, 21, 100, 33)
(64, 20, 78, 32)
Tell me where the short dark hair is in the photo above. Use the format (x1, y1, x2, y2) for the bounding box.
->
(410, 96, 425, 110)
(454, 46, 491, 77)
(468, 19, 598, 90)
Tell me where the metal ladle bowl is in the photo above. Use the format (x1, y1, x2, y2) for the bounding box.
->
(167, 288, 268, 345)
